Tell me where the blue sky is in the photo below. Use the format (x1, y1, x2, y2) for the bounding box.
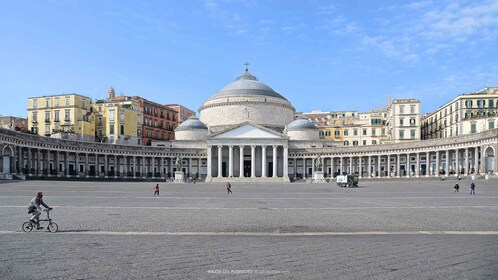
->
(1, 0, 498, 118)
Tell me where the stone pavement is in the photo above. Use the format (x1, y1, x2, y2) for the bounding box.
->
(1, 179, 497, 279)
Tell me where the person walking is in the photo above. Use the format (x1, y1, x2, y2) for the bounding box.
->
(454, 183, 460, 193)
(226, 182, 232, 194)
(154, 184, 160, 196)
(470, 182, 476, 195)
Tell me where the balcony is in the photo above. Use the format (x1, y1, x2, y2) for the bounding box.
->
(44, 119, 50, 123)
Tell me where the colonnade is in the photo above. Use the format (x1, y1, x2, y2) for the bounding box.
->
(290, 146, 492, 179)
(206, 144, 288, 180)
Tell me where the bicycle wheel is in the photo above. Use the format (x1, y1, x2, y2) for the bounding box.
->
(47, 222, 58, 233)
(22, 222, 33, 232)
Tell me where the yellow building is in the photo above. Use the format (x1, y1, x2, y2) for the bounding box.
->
(27, 94, 95, 141)
(422, 87, 498, 139)
(93, 96, 143, 145)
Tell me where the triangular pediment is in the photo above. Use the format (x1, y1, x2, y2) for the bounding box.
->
(211, 122, 286, 139)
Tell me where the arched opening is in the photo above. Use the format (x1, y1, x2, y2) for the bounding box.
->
(484, 146, 495, 174)
(2, 145, 14, 175)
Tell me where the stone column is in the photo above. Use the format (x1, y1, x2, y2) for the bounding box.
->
(474, 147, 479, 174)
(293, 157, 297, 179)
(331, 157, 335, 178)
(55, 150, 60, 176)
(463, 148, 469, 176)
(152, 157, 156, 179)
(95, 154, 99, 178)
(228, 145, 233, 178)
(104, 154, 108, 178)
(350, 156, 353, 175)
(239, 146, 244, 178)
(74, 152, 79, 177)
(368, 156, 371, 177)
(261, 145, 267, 178)
(303, 158, 307, 179)
(455, 149, 459, 176)
(17, 147, 22, 174)
(217, 145, 222, 178)
(340, 157, 343, 176)
(387, 154, 391, 177)
(198, 158, 202, 179)
(159, 157, 164, 178)
(85, 153, 89, 177)
(37, 149, 41, 176)
(445, 150, 449, 175)
(207, 146, 212, 179)
(283, 146, 289, 179)
(188, 157, 192, 178)
(416, 153, 420, 177)
(272, 146, 277, 178)
(396, 154, 400, 177)
(377, 155, 381, 177)
(426, 151, 430, 177)
(133, 156, 137, 178)
(406, 153, 410, 177)
(64, 152, 69, 177)
(435, 151, 440, 177)
(251, 146, 256, 178)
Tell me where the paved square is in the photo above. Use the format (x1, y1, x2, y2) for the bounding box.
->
(1, 179, 498, 279)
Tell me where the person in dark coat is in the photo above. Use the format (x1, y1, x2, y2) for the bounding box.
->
(227, 182, 232, 194)
(454, 183, 460, 193)
(470, 182, 476, 195)
(154, 184, 159, 196)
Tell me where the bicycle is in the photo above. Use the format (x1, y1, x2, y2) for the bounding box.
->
(22, 208, 58, 233)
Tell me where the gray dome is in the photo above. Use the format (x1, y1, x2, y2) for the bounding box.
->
(287, 117, 317, 131)
(175, 117, 207, 131)
(203, 70, 288, 102)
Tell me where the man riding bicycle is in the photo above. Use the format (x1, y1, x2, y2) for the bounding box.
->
(28, 192, 51, 230)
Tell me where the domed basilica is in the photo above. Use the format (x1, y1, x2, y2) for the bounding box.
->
(171, 67, 320, 182)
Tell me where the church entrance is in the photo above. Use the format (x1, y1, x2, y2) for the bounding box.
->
(244, 160, 251, 177)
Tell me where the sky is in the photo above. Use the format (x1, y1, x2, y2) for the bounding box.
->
(1, 0, 498, 118)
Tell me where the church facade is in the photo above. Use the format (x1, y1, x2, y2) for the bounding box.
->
(1, 69, 497, 181)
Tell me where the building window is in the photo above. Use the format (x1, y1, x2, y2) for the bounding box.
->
(399, 130, 405, 139)
(98, 106, 102, 112)
(45, 99, 50, 108)
(33, 100, 38, 108)
(325, 131, 330, 136)
(109, 110, 115, 121)
(354, 129, 358, 136)
(353, 141, 358, 146)
(82, 100, 86, 109)
(54, 111, 60, 122)
(344, 130, 348, 136)
(32, 112, 37, 122)
(65, 110, 70, 121)
(381, 128, 386, 135)
(120, 124, 125, 135)
(400, 106, 404, 114)
(110, 124, 115, 135)
(45, 125, 50, 135)
(471, 123, 476, 133)
(343, 140, 349, 146)
(65, 97, 70, 106)
(98, 117, 102, 125)
(319, 131, 324, 137)
(362, 140, 366, 145)
(55, 98, 59, 107)
(45, 112, 50, 122)
(465, 100, 473, 108)
(400, 118, 404, 126)
(489, 120, 495, 129)
(120, 112, 124, 122)
(334, 130, 340, 137)
(372, 140, 377, 144)
(411, 130, 416, 138)
(490, 100, 495, 108)
(362, 129, 367, 136)
(371, 129, 376, 136)
(410, 105, 415, 114)
(32, 127, 38, 134)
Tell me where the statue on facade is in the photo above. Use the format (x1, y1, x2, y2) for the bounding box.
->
(314, 155, 322, 172)
(174, 156, 182, 171)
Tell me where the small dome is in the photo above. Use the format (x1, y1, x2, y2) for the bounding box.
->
(175, 117, 207, 131)
(287, 117, 317, 131)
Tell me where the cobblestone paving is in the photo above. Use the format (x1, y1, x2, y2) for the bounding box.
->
(1, 179, 497, 279)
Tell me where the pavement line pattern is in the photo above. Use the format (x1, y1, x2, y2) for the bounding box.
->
(2, 230, 498, 236)
(1, 205, 498, 210)
(2, 195, 498, 199)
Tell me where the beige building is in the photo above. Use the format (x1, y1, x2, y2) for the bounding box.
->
(27, 94, 95, 141)
(422, 87, 498, 140)
(0, 116, 27, 131)
(386, 99, 421, 143)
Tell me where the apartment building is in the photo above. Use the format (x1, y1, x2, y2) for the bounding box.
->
(422, 87, 498, 139)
